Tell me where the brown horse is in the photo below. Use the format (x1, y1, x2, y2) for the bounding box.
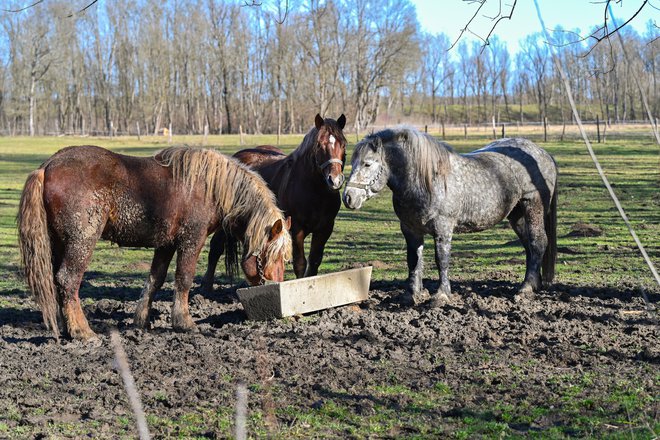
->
(202, 114, 346, 290)
(18, 145, 292, 341)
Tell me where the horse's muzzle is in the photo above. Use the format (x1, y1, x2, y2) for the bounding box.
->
(327, 173, 345, 191)
(343, 187, 366, 209)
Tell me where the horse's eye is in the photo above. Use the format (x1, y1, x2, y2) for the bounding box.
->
(363, 162, 371, 168)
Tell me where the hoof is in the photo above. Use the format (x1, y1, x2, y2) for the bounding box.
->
(133, 308, 152, 329)
(399, 292, 415, 306)
(514, 284, 535, 303)
(200, 280, 214, 295)
(67, 326, 98, 342)
(429, 292, 451, 307)
(172, 314, 197, 332)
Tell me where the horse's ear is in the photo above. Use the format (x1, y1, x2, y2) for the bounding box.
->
(337, 114, 346, 130)
(270, 218, 284, 239)
(370, 136, 382, 152)
(315, 114, 324, 130)
(284, 216, 292, 230)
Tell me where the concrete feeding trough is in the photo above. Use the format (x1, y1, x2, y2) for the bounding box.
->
(237, 266, 372, 320)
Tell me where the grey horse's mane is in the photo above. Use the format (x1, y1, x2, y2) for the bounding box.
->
(365, 126, 453, 192)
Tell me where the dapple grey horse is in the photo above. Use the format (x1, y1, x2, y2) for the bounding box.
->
(343, 127, 557, 305)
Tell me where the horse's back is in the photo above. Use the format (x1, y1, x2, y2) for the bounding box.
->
(467, 138, 557, 193)
(234, 145, 286, 169)
(41, 145, 173, 246)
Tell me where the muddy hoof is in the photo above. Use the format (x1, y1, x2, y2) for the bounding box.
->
(172, 315, 197, 332)
(200, 281, 214, 295)
(67, 327, 99, 342)
(514, 285, 535, 303)
(133, 312, 152, 330)
(429, 292, 451, 307)
(399, 292, 415, 306)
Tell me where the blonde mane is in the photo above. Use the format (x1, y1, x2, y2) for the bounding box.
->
(156, 146, 292, 260)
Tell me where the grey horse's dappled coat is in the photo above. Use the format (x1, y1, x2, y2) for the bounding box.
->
(343, 127, 558, 305)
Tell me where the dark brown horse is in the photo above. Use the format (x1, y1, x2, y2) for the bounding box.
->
(18, 145, 292, 341)
(202, 114, 346, 290)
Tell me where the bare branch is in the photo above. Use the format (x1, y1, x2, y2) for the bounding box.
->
(1, 0, 45, 13)
(66, 0, 100, 18)
(449, 0, 518, 53)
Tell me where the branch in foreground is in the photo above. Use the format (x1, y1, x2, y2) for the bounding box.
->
(110, 330, 151, 440)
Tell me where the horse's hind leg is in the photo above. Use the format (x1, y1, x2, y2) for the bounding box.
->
(509, 198, 547, 295)
(201, 230, 225, 293)
(134, 245, 175, 329)
(54, 238, 99, 341)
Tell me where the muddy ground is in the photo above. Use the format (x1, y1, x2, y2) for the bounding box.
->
(0, 276, 658, 438)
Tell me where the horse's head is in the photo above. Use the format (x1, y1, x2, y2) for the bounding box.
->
(242, 217, 292, 285)
(313, 113, 347, 191)
(343, 134, 389, 210)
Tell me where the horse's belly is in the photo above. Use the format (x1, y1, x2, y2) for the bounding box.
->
(101, 197, 158, 247)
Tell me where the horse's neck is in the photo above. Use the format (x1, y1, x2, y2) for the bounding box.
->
(383, 146, 411, 192)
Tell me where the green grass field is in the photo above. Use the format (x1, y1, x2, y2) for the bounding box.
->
(1, 131, 658, 301)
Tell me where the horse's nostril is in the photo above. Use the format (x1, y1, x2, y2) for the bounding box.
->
(345, 193, 352, 205)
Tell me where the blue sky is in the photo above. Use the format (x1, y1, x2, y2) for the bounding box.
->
(410, 0, 658, 54)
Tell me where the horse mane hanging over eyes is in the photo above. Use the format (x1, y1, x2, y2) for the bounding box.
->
(362, 126, 454, 192)
(155, 146, 291, 260)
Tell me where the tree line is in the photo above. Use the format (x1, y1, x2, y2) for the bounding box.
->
(1, 0, 658, 136)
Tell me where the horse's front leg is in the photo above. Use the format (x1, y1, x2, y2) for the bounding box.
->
(134, 245, 175, 329)
(304, 223, 334, 277)
(201, 229, 225, 294)
(401, 223, 425, 305)
(171, 236, 206, 331)
(291, 226, 307, 279)
(431, 232, 454, 306)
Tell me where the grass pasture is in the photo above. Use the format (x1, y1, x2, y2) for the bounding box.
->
(0, 129, 658, 438)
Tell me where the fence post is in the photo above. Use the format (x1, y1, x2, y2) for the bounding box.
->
(464, 124, 467, 140)
(136, 122, 141, 141)
(543, 117, 548, 142)
(168, 122, 173, 144)
(501, 123, 505, 139)
(596, 114, 601, 143)
(203, 123, 209, 146)
(441, 119, 445, 138)
(424, 125, 428, 133)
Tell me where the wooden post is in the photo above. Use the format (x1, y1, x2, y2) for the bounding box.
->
(501, 123, 505, 139)
(463, 124, 467, 140)
(492, 115, 496, 139)
(543, 117, 547, 142)
(110, 121, 114, 138)
(596, 114, 601, 143)
(168, 122, 173, 144)
(203, 123, 209, 146)
(424, 125, 428, 133)
(136, 122, 141, 141)
(441, 119, 445, 138)
(239, 124, 245, 146)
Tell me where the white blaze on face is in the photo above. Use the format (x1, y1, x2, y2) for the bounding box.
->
(329, 135, 336, 148)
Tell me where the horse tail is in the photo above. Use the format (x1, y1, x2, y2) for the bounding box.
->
(542, 185, 557, 285)
(224, 231, 239, 283)
(17, 169, 60, 338)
